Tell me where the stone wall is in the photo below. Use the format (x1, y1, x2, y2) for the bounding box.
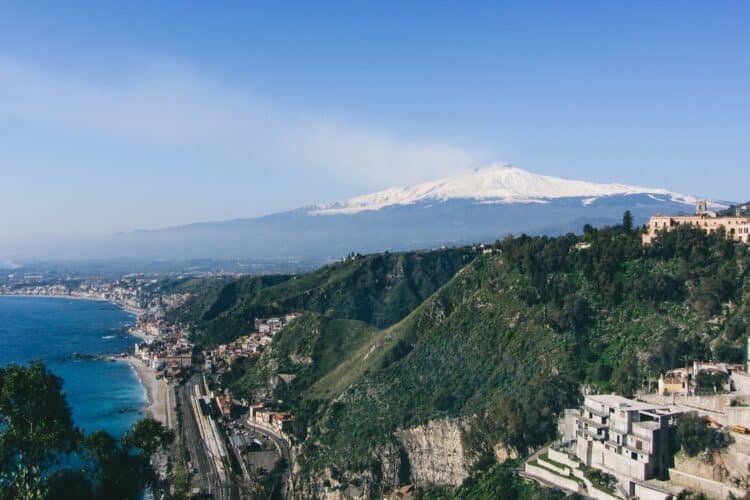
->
(633, 483, 673, 500)
(727, 406, 750, 426)
(730, 372, 750, 395)
(638, 393, 732, 414)
(524, 463, 583, 494)
(548, 448, 580, 469)
(668, 469, 745, 499)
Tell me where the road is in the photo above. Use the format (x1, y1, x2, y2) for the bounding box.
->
(178, 375, 235, 499)
(244, 420, 293, 494)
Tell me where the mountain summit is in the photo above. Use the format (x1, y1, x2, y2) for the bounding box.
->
(13, 164, 728, 263)
(310, 163, 697, 215)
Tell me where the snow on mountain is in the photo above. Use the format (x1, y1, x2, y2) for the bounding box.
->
(310, 163, 699, 215)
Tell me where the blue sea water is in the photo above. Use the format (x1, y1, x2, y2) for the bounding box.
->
(0, 296, 146, 438)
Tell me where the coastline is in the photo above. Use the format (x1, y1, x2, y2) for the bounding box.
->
(0, 293, 144, 314)
(1, 294, 162, 424)
(122, 355, 169, 426)
(0, 292, 151, 342)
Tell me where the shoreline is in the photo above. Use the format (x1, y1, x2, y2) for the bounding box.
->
(1, 294, 162, 425)
(121, 355, 169, 426)
(0, 292, 144, 315)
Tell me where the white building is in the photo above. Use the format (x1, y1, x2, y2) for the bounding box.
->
(566, 395, 682, 490)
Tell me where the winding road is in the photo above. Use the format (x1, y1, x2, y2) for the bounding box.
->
(244, 420, 293, 494)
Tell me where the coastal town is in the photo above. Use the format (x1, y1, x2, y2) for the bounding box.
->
(0, 271, 303, 497)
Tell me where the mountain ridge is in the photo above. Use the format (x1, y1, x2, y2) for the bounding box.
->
(6, 164, 733, 262)
(308, 163, 710, 215)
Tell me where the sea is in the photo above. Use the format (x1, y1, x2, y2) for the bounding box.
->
(0, 295, 147, 438)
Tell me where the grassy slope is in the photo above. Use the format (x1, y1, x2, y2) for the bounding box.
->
(225, 313, 381, 399)
(174, 247, 476, 345)
(296, 250, 580, 477)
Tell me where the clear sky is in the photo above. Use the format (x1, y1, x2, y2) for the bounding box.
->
(1, 1, 748, 243)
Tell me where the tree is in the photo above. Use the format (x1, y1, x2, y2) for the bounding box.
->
(0, 362, 173, 500)
(622, 210, 634, 233)
(83, 431, 152, 500)
(0, 362, 81, 499)
(122, 417, 174, 458)
(611, 353, 642, 397)
(676, 413, 732, 456)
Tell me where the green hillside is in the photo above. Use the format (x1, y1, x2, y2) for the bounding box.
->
(177, 220, 750, 497)
(286, 224, 748, 496)
(172, 247, 477, 345)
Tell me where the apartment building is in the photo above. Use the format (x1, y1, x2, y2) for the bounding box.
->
(570, 395, 682, 483)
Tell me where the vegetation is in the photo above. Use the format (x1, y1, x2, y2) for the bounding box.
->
(581, 465, 617, 494)
(0, 362, 173, 500)
(417, 462, 565, 499)
(676, 413, 732, 457)
(172, 247, 477, 345)
(694, 371, 729, 394)
(175, 217, 750, 496)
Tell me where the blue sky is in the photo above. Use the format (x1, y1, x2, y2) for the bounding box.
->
(1, 1, 748, 242)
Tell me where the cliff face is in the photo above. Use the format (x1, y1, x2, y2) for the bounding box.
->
(296, 467, 377, 500)
(396, 419, 472, 487)
(295, 419, 473, 499)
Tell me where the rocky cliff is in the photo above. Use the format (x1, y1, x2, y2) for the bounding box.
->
(396, 418, 472, 487)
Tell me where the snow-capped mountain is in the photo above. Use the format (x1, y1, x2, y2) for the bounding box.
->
(310, 163, 698, 215)
(10, 164, 729, 263)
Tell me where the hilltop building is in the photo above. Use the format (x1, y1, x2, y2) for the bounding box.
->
(642, 200, 750, 245)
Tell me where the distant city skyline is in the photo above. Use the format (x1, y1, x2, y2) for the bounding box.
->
(1, 1, 748, 244)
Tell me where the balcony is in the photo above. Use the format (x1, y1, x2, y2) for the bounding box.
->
(631, 423, 657, 441)
(578, 424, 607, 440)
(583, 403, 609, 418)
(623, 439, 653, 456)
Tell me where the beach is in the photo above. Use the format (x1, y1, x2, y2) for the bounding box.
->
(125, 356, 171, 428)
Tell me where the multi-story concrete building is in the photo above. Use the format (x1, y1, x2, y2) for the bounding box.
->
(570, 395, 682, 485)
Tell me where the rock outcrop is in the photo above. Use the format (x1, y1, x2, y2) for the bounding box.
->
(396, 418, 472, 487)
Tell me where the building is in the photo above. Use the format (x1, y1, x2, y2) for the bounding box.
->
(216, 394, 232, 417)
(568, 395, 682, 486)
(271, 412, 293, 433)
(657, 369, 691, 396)
(642, 209, 750, 245)
(165, 352, 192, 368)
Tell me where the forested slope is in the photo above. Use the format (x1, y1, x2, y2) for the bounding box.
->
(175, 220, 750, 498)
(172, 247, 476, 345)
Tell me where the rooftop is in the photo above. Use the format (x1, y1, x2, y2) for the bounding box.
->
(633, 421, 661, 431)
(586, 395, 680, 415)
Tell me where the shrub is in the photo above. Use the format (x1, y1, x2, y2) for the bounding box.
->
(676, 414, 732, 456)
